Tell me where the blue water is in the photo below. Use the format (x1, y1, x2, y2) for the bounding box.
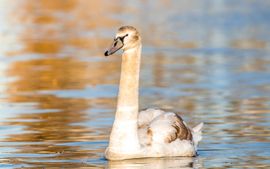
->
(0, 0, 270, 168)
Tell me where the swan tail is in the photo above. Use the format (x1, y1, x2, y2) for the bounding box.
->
(192, 122, 204, 149)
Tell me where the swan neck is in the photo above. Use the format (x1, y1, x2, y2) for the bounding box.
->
(116, 45, 141, 117)
(106, 45, 142, 154)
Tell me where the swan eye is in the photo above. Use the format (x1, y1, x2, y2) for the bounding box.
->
(119, 34, 129, 42)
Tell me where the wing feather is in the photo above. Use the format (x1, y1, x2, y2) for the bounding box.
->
(140, 111, 193, 145)
(169, 113, 192, 142)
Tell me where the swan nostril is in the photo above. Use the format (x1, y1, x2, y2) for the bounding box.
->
(114, 41, 118, 47)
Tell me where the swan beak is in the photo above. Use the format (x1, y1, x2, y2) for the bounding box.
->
(104, 38, 124, 56)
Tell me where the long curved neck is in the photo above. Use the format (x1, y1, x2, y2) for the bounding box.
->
(116, 45, 141, 118)
(108, 44, 142, 153)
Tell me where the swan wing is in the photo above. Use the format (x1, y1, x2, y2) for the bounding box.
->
(143, 111, 193, 145)
(138, 108, 166, 128)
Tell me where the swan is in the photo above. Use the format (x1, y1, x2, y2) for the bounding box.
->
(104, 26, 203, 160)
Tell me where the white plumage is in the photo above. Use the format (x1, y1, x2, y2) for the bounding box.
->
(138, 108, 203, 156)
(104, 26, 203, 160)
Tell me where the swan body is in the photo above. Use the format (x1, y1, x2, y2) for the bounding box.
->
(104, 26, 203, 160)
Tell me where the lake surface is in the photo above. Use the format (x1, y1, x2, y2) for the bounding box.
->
(0, 0, 270, 168)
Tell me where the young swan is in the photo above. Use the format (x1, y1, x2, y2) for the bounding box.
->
(104, 26, 203, 160)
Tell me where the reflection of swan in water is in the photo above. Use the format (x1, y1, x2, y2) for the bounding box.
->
(104, 26, 203, 160)
(106, 157, 202, 169)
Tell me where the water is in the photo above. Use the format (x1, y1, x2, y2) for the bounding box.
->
(0, 0, 270, 168)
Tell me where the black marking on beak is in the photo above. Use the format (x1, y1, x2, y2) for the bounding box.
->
(104, 51, 109, 56)
(104, 34, 129, 57)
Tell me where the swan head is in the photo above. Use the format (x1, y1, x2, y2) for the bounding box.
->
(104, 26, 141, 56)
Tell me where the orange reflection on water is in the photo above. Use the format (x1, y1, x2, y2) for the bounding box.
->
(0, 0, 270, 168)
(0, 0, 122, 168)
